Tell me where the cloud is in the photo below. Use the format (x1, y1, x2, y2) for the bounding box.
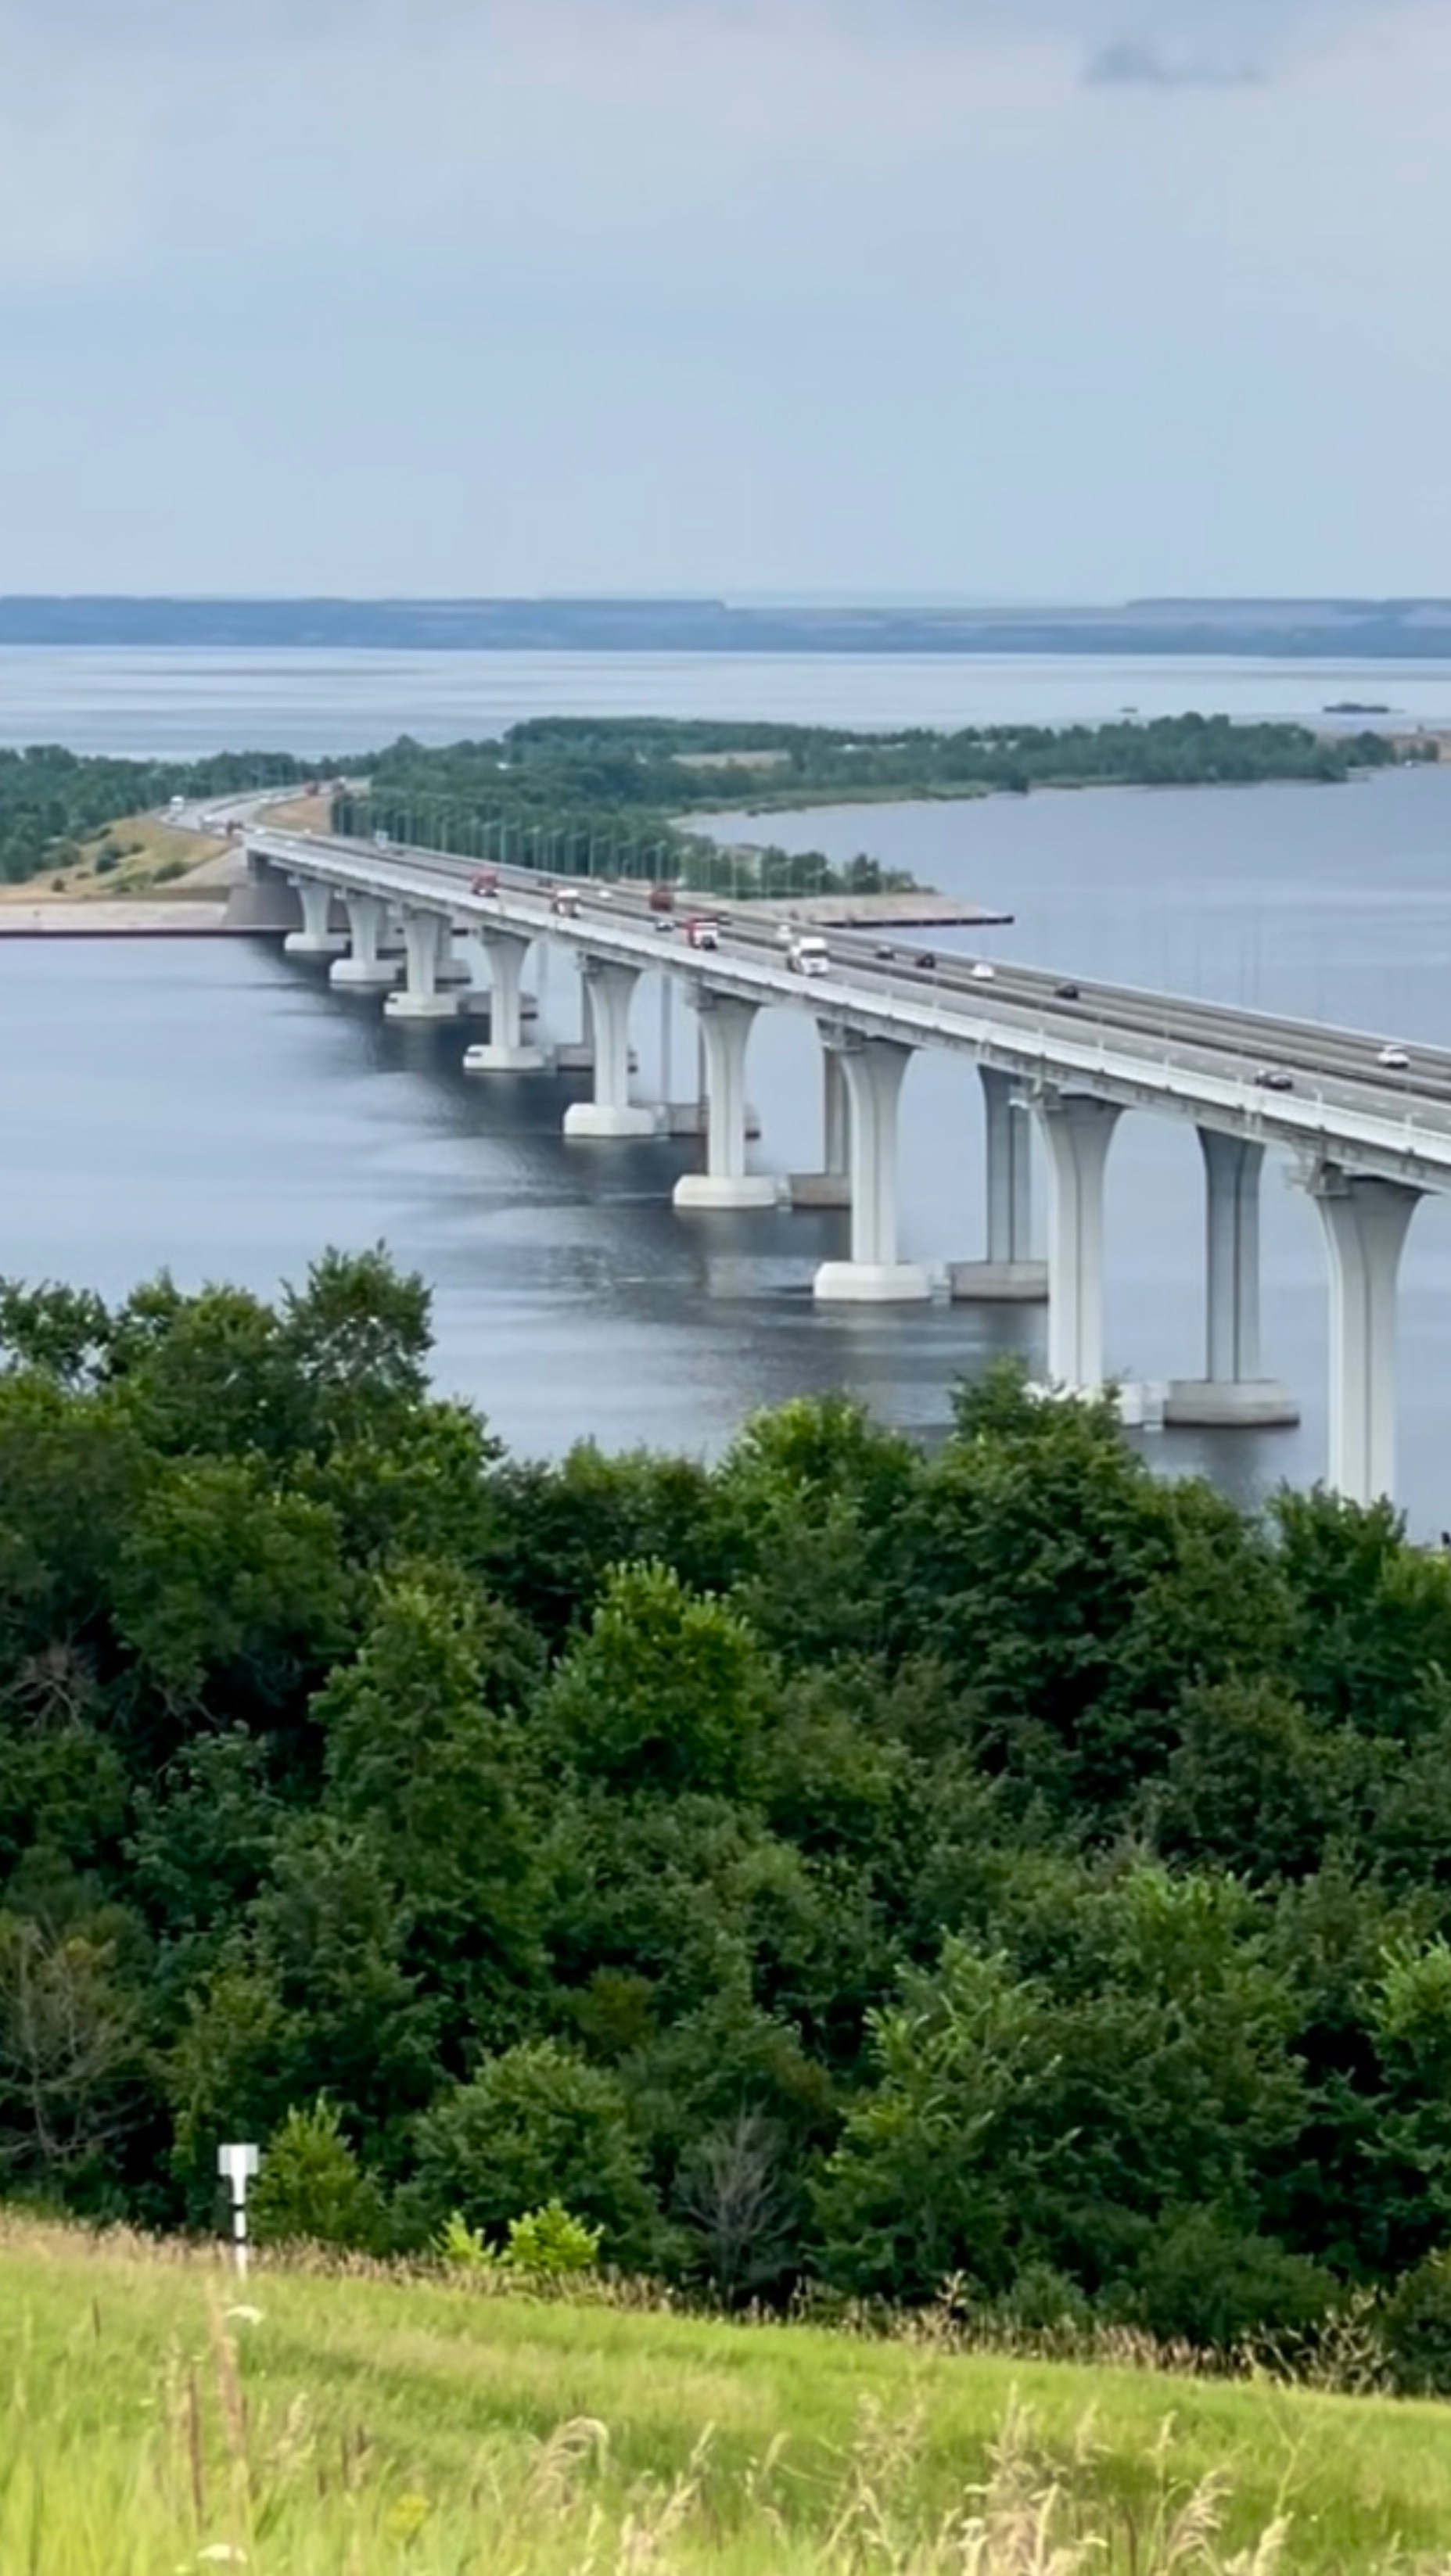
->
(0, 0, 1427, 301)
(1084, 34, 1267, 86)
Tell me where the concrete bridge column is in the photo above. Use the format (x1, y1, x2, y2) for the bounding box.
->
(385, 910, 460, 1020)
(813, 1036, 930, 1303)
(1308, 1168, 1421, 1505)
(674, 994, 778, 1209)
(284, 877, 343, 959)
(330, 893, 400, 989)
(433, 917, 472, 987)
(787, 1039, 853, 1209)
(225, 850, 303, 933)
(1167, 1130, 1298, 1426)
(462, 930, 546, 1072)
(824, 1046, 849, 1185)
(1036, 1092, 1121, 1393)
(565, 960, 660, 1138)
(952, 1066, 1049, 1303)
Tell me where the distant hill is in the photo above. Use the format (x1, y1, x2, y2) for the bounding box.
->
(5, 594, 1451, 655)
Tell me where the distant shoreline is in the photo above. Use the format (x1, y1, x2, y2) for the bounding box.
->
(8, 597, 1451, 659)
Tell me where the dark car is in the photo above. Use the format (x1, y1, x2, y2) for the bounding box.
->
(914, 950, 937, 972)
(1053, 981, 1081, 1001)
(1253, 1067, 1295, 1092)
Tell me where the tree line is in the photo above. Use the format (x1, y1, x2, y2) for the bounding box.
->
(8, 1256, 1451, 2379)
(0, 748, 339, 887)
(0, 713, 1424, 891)
(330, 714, 1421, 892)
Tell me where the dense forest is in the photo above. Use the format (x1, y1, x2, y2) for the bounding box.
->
(0, 747, 325, 886)
(7, 1254, 1451, 2383)
(340, 713, 1412, 856)
(1, 710, 1422, 889)
(331, 713, 1422, 897)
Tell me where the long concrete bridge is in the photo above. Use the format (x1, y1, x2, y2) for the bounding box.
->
(246, 824, 1451, 1508)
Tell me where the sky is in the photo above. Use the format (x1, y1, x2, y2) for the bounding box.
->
(2, 0, 1449, 597)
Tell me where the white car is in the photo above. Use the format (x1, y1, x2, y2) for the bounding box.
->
(969, 961, 997, 983)
(1377, 1044, 1410, 1071)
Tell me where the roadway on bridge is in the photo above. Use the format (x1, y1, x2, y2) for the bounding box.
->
(253, 829, 1451, 1182)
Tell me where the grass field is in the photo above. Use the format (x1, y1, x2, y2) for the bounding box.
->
(4, 2223, 1451, 2571)
(0, 813, 231, 902)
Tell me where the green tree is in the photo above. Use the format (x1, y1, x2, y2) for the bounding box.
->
(112, 1455, 353, 1720)
(250, 2097, 386, 2251)
(1273, 1488, 1451, 1742)
(0, 1377, 145, 1660)
(544, 1561, 768, 1799)
(893, 1370, 1283, 1819)
(313, 1570, 541, 2045)
(484, 1444, 719, 1646)
(715, 1396, 918, 1665)
(403, 2037, 658, 2263)
(817, 1939, 1061, 2302)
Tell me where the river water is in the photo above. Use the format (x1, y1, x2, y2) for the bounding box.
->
(4, 648, 1451, 1527)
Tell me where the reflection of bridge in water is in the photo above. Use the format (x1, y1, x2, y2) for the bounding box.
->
(249, 825, 1451, 1509)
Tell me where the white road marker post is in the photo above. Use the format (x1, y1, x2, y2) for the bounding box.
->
(218, 2142, 260, 2281)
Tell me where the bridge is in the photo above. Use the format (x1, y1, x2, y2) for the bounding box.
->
(246, 824, 1451, 1509)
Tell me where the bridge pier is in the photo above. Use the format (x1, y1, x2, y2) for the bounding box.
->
(813, 1035, 930, 1303)
(564, 960, 660, 1138)
(1167, 1130, 1298, 1426)
(226, 849, 303, 933)
(788, 1042, 853, 1208)
(951, 1065, 1048, 1302)
(330, 893, 400, 989)
(284, 877, 343, 959)
(1036, 1092, 1121, 1392)
(385, 910, 460, 1020)
(433, 922, 472, 987)
(1308, 1168, 1421, 1505)
(462, 929, 546, 1071)
(674, 993, 779, 1209)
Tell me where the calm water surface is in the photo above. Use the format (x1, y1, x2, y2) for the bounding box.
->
(4, 644, 1451, 751)
(4, 650, 1451, 1527)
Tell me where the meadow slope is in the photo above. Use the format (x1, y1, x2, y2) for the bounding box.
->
(5, 2223, 1451, 2573)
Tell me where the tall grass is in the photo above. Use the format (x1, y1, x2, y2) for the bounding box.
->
(3, 2219, 1451, 2572)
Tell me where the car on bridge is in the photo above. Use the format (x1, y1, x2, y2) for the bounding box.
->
(787, 935, 830, 978)
(1254, 1067, 1295, 1092)
(470, 867, 500, 897)
(1378, 1043, 1411, 1071)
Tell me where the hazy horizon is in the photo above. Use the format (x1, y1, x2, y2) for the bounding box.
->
(4, 2, 1448, 598)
